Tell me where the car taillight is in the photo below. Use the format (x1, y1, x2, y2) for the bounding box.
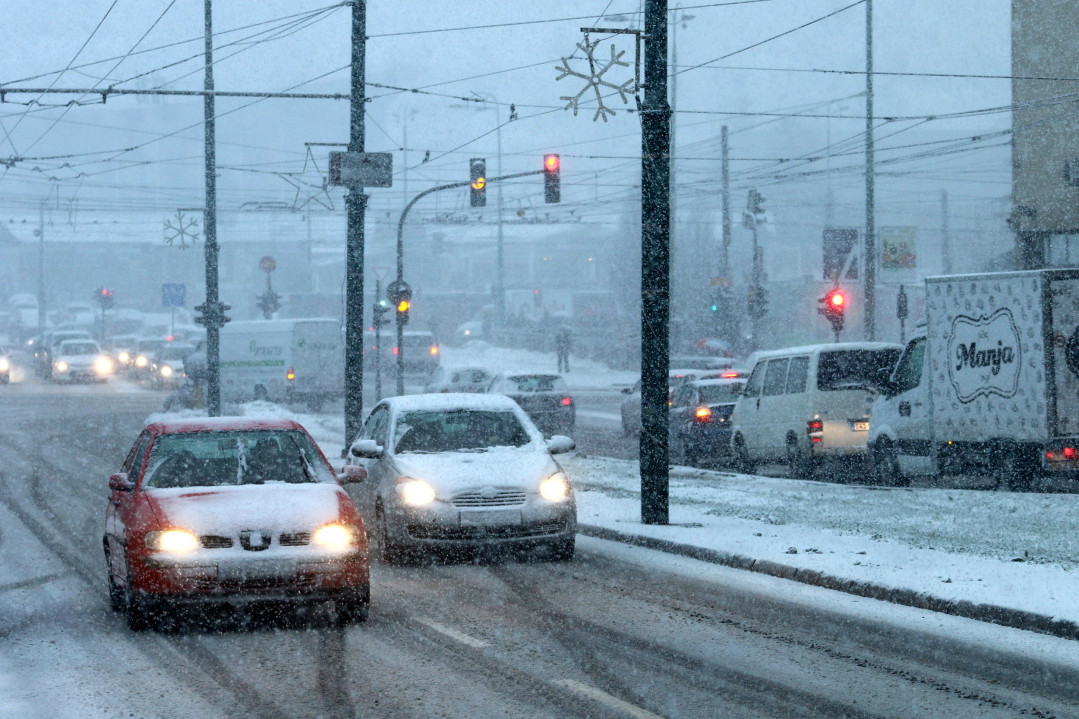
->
(392, 346, 399, 355)
(561, 396, 572, 406)
(1066, 447, 1076, 459)
(286, 367, 295, 381)
(807, 419, 823, 443)
(720, 371, 739, 378)
(695, 406, 712, 422)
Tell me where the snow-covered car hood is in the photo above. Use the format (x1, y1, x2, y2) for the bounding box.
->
(392, 445, 560, 493)
(147, 482, 347, 535)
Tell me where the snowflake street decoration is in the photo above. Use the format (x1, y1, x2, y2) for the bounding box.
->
(164, 210, 199, 250)
(555, 38, 634, 122)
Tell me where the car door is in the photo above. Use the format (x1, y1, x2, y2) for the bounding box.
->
(736, 361, 766, 454)
(668, 383, 695, 448)
(348, 404, 391, 520)
(758, 357, 791, 460)
(887, 336, 930, 472)
(107, 430, 153, 581)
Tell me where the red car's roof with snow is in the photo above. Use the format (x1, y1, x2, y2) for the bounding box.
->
(145, 416, 305, 434)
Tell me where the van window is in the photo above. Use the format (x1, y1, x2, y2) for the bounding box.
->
(817, 348, 902, 392)
(743, 363, 765, 398)
(891, 337, 926, 394)
(762, 358, 790, 396)
(786, 356, 809, 394)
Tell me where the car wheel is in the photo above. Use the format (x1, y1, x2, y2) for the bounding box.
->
(546, 535, 575, 561)
(993, 444, 1035, 492)
(733, 434, 756, 474)
(103, 542, 124, 612)
(333, 587, 370, 626)
(376, 504, 409, 565)
(124, 560, 154, 631)
(253, 385, 269, 402)
(786, 438, 812, 479)
(871, 438, 907, 487)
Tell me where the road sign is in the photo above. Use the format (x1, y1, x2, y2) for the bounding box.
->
(259, 256, 276, 273)
(329, 151, 393, 187)
(823, 227, 859, 281)
(162, 283, 186, 308)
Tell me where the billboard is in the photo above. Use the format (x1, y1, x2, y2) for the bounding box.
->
(879, 226, 917, 270)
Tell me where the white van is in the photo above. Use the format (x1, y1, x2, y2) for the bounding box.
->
(731, 342, 901, 477)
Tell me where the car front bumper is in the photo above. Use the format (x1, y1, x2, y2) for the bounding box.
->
(392, 502, 576, 551)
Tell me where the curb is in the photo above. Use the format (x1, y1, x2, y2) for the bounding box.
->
(578, 523, 1079, 642)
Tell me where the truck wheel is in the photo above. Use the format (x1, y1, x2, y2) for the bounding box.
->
(786, 437, 812, 479)
(253, 385, 269, 401)
(872, 438, 908, 487)
(994, 445, 1035, 492)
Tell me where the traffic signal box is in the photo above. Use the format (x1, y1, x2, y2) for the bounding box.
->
(470, 158, 487, 207)
(543, 154, 560, 203)
(819, 287, 847, 335)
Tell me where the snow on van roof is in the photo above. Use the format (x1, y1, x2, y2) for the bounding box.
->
(746, 341, 903, 365)
(380, 392, 521, 412)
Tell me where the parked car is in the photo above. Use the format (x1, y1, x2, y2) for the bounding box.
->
(423, 366, 493, 394)
(103, 417, 370, 630)
(345, 393, 577, 564)
(488, 373, 575, 437)
(50, 339, 114, 383)
(668, 378, 746, 466)
(0, 343, 11, 384)
(731, 342, 902, 478)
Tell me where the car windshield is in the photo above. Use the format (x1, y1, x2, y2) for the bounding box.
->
(496, 374, 565, 393)
(59, 341, 98, 355)
(393, 409, 532, 453)
(143, 430, 334, 488)
(817, 349, 902, 392)
(698, 383, 743, 404)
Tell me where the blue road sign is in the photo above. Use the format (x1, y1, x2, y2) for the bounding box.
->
(162, 283, 186, 308)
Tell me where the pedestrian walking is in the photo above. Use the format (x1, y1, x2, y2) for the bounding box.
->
(555, 324, 572, 373)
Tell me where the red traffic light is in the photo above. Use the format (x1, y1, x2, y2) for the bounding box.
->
(829, 291, 844, 307)
(544, 154, 560, 172)
(543, 154, 560, 203)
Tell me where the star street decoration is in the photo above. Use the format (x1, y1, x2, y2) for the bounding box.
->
(555, 37, 634, 122)
(164, 210, 199, 250)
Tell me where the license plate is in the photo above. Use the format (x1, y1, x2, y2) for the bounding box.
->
(218, 559, 287, 581)
(460, 510, 522, 527)
(850, 420, 870, 432)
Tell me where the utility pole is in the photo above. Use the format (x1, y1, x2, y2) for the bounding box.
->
(640, 0, 671, 526)
(344, 0, 368, 450)
(37, 203, 46, 332)
(863, 0, 876, 340)
(194, 0, 230, 418)
(721, 126, 730, 278)
(941, 189, 953, 274)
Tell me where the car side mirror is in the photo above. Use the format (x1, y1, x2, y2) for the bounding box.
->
(350, 439, 384, 459)
(546, 435, 575, 455)
(109, 472, 133, 492)
(621, 386, 633, 395)
(339, 465, 367, 484)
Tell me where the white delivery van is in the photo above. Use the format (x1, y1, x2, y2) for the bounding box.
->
(870, 270, 1079, 490)
(215, 318, 344, 410)
(731, 342, 902, 477)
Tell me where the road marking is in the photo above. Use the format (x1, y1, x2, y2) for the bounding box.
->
(414, 617, 488, 648)
(554, 679, 665, 719)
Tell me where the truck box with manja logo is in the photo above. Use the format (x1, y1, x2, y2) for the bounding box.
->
(868, 270, 1079, 488)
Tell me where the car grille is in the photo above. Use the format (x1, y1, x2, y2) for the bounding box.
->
(200, 535, 233, 549)
(451, 489, 527, 507)
(407, 520, 567, 540)
(279, 532, 312, 546)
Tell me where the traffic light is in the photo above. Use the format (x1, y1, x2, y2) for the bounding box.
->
(747, 189, 765, 215)
(396, 299, 410, 325)
(470, 158, 486, 207)
(96, 287, 115, 309)
(373, 299, 390, 328)
(819, 287, 847, 335)
(543, 154, 561, 203)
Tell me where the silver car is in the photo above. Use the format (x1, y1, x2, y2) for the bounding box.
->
(345, 393, 577, 564)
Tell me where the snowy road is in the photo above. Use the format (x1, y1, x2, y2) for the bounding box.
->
(2, 386, 1078, 718)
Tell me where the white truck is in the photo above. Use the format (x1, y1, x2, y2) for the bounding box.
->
(869, 270, 1079, 490)
(189, 318, 344, 411)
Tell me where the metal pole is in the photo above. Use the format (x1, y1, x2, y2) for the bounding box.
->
(374, 279, 383, 401)
(721, 126, 730, 278)
(203, 0, 222, 417)
(640, 0, 671, 525)
(496, 112, 505, 326)
(941, 189, 952, 274)
(37, 203, 45, 332)
(864, 0, 876, 340)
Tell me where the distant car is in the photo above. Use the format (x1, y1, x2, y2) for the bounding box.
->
(36, 329, 92, 378)
(0, 344, 11, 384)
(488, 373, 575, 437)
(109, 335, 141, 371)
(51, 339, 113, 383)
(103, 417, 370, 630)
(345, 393, 577, 564)
(131, 338, 167, 379)
(424, 366, 493, 394)
(668, 378, 746, 466)
(149, 344, 196, 390)
(620, 369, 712, 437)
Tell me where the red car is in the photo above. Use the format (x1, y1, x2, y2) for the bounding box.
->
(103, 417, 370, 630)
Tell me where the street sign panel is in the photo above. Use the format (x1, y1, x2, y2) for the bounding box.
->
(259, 255, 276, 273)
(162, 283, 186, 308)
(823, 227, 859, 281)
(329, 151, 393, 187)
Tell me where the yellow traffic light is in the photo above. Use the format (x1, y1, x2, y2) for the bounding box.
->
(397, 299, 410, 312)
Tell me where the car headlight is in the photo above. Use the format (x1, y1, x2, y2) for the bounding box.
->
(397, 478, 436, 506)
(539, 472, 570, 501)
(54, 360, 68, 372)
(313, 523, 361, 548)
(135, 355, 148, 368)
(144, 529, 198, 552)
(95, 356, 113, 375)
(160, 365, 174, 378)
(117, 352, 130, 363)
(0, 357, 9, 372)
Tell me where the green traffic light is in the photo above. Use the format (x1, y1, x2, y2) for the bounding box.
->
(711, 304, 718, 312)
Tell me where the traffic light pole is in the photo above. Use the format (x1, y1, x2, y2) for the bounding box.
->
(394, 169, 544, 395)
(640, 0, 671, 526)
(344, 0, 368, 450)
(374, 279, 384, 401)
